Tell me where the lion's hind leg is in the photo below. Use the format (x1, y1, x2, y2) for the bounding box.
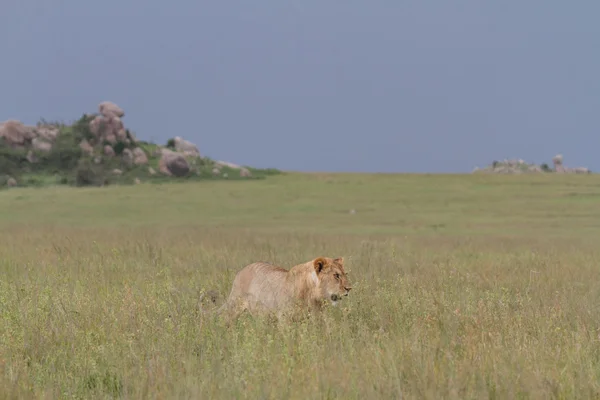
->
(216, 297, 249, 326)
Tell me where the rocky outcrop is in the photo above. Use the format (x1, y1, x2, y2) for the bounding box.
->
(474, 154, 591, 174)
(0, 120, 37, 149)
(552, 154, 564, 173)
(214, 160, 251, 177)
(473, 159, 543, 174)
(0, 120, 60, 154)
(31, 137, 52, 153)
(35, 125, 59, 142)
(0, 100, 272, 189)
(88, 101, 133, 146)
(552, 154, 590, 174)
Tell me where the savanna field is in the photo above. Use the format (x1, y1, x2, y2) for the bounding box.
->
(2, 172, 600, 399)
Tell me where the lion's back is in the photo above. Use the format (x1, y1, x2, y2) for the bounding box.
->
(230, 261, 287, 293)
(226, 262, 290, 308)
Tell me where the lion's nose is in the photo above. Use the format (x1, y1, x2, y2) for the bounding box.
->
(344, 286, 352, 293)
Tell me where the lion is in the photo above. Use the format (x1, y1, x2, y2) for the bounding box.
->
(200, 256, 352, 320)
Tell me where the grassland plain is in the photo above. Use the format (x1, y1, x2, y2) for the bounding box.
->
(1, 172, 600, 399)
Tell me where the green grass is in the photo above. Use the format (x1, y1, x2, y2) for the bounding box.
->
(1, 173, 600, 398)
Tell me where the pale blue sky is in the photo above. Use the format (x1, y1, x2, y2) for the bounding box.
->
(2, 1, 599, 172)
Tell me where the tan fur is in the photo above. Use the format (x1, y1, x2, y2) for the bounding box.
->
(212, 257, 352, 320)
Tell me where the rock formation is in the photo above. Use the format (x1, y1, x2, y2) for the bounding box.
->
(1, 100, 271, 188)
(173, 136, 200, 157)
(159, 149, 190, 177)
(0, 120, 59, 151)
(474, 154, 591, 174)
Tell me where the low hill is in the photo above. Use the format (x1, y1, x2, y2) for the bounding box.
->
(0, 101, 281, 188)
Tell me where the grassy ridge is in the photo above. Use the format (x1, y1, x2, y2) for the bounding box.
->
(1, 116, 281, 188)
(1, 173, 600, 398)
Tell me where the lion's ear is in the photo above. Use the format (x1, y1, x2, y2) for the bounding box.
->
(313, 257, 327, 274)
(334, 257, 344, 265)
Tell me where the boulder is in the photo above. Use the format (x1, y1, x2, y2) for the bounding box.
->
(215, 160, 242, 169)
(553, 154, 565, 173)
(89, 116, 106, 137)
(573, 167, 591, 174)
(158, 158, 171, 176)
(122, 148, 134, 167)
(132, 147, 148, 165)
(31, 138, 52, 152)
(240, 168, 251, 177)
(79, 140, 94, 155)
(159, 149, 190, 177)
(89, 106, 130, 146)
(174, 136, 200, 157)
(105, 133, 117, 145)
(99, 101, 124, 118)
(0, 120, 35, 148)
(6, 177, 17, 187)
(34, 125, 59, 142)
(103, 145, 115, 157)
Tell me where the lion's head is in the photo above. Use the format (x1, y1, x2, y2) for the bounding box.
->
(313, 256, 352, 304)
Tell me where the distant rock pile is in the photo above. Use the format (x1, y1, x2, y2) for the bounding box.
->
(1, 100, 275, 188)
(89, 101, 131, 146)
(0, 120, 60, 163)
(551, 154, 590, 174)
(473, 154, 591, 174)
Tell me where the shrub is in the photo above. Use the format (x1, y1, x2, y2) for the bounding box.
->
(112, 141, 126, 156)
(32, 132, 81, 173)
(0, 142, 28, 176)
(70, 114, 97, 142)
(74, 159, 108, 187)
(540, 163, 552, 172)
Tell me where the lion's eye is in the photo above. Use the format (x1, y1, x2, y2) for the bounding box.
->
(334, 273, 340, 280)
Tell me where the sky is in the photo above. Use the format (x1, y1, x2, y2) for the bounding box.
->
(1, 1, 599, 173)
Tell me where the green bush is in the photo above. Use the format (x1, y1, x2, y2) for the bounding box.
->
(71, 114, 96, 142)
(74, 159, 108, 187)
(31, 133, 81, 173)
(540, 163, 552, 172)
(112, 141, 126, 155)
(0, 142, 28, 176)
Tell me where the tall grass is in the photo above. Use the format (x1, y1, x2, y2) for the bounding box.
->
(1, 173, 600, 398)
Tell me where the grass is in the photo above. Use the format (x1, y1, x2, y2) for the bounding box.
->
(1, 172, 600, 399)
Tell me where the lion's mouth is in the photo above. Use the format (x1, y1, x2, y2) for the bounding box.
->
(331, 294, 341, 302)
